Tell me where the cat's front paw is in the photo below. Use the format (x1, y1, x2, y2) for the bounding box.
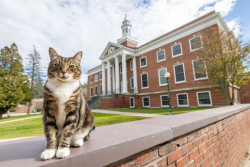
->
(56, 147, 70, 159)
(40, 149, 56, 160)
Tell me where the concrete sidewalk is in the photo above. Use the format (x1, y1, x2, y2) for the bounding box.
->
(0, 115, 42, 124)
(92, 109, 162, 118)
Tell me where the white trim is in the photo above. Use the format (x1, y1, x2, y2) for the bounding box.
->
(90, 76, 93, 83)
(90, 87, 93, 97)
(160, 95, 169, 107)
(192, 59, 208, 81)
(171, 43, 183, 58)
(142, 96, 150, 107)
(99, 84, 102, 95)
(158, 68, 167, 86)
(140, 57, 147, 68)
(176, 93, 189, 107)
(130, 77, 134, 89)
(156, 49, 166, 63)
(173, 63, 186, 84)
(100, 73, 102, 81)
(141, 73, 149, 89)
(94, 85, 98, 96)
(196, 91, 213, 106)
(129, 97, 135, 108)
(189, 36, 203, 52)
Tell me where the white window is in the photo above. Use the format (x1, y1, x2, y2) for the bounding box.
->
(120, 65, 122, 74)
(130, 77, 134, 89)
(177, 93, 189, 107)
(161, 95, 170, 107)
(157, 50, 166, 62)
(142, 97, 150, 107)
(100, 73, 102, 80)
(90, 77, 93, 83)
(90, 87, 93, 97)
(196, 91, 212, 106)
(140, 57, 147, 68)
(172, 43, 182, 57)
(174, 64, 186, 83)
(100, 85, 102, 95)
(158, 68, 167, 86)
(192, 59, 208, 80)
(130, 61, 133, 70)
(189, 36, 202, 51)
(141, 73, 149, 89)
(95, 75, 98, 82)
(130, 97, 135, 108)
(95, 86, 98, 96)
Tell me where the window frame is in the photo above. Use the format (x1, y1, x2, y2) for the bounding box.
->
(90, 76, 93, 83)
(156, 49, 166, 63)
(95, 75, 98, 82)
(100, 73, 102, 81)
(100, 84, 102, 95)
(176, 93, 189, 107)
(129, 97, 135, 108)
(189, 36, 203, 52)
(130, 77, 134, 89)
(171, 43, 183, 58)
(130, 61, 133, 71)
(173, 63, 186, 84)
(142, 96, 150, 107)
(120, 65, 122, 74)
(158, 68, 167, 86)
(192, 59, 208, 81)
(90, 87, 93, 97)
(160, 95, 170, 107)
(141, 73, 149, 89)
(196, 91, 213, 107)
(94, 85, 98, 96)
(140, 57, 147, 68)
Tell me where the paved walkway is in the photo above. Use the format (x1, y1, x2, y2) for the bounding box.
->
(2, 112, 41, 118)
(92, 109, 161, 118)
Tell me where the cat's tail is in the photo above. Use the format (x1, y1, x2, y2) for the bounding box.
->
(92, 126, 96, 131)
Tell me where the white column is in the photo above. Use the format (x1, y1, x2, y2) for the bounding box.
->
(132, 56, 138, 93)
(102, 63, 106, 95)
(112, 65, 115, 93)
(115, 56, 120, 93)
(107, 60, 111, 95)
(122, 53, 128, 93)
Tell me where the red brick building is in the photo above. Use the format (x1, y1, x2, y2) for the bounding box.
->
(87, 11, 238, 109)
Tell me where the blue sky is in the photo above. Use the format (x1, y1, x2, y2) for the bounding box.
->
(0, 0, 249, 83)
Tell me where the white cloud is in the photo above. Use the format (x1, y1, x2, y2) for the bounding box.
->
(227, 19, 242, 38)
(0, 0, 239, 84)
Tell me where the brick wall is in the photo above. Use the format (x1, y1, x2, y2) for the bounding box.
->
(107, 109, 250, 167)
(240, 79, 250, 104)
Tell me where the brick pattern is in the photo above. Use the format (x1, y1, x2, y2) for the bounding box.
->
(106, 109, 250, 167)
(240, 79, 250, 103)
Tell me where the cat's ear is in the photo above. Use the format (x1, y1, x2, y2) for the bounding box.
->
(73, 51, 82, 62)
(49, 47, 59, 60)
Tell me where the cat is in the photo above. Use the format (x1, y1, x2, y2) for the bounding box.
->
(40, 47, 95, 160)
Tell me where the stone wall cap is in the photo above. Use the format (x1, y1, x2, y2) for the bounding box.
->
(0, 104, 249, 167)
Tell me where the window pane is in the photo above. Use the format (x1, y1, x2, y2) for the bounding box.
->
(172, 44, 182, 56)
(162, 96, 169, 106)
(142, 74, 148, 87)
(198, 92, 211, 105)
(175, 64, 185, 82)
(90, 88, 93, 96)
(100, 73, 102, 80)
(157, 50, 165, 61)
(95, 87, 98, 95)
(131, 78, 134, 88)
(178, 94, 188, 105)
(191, 37, 202, 50)
(194, 60, 207, 79)
(100, 85, 102, 94)
(130, 98, 134, 106)
(141, 58, 146, 66)
(143, 98, 150, 106)
(159, 69, 167, 85)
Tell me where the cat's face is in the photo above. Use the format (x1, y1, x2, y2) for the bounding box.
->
(47, 47, 82, 82)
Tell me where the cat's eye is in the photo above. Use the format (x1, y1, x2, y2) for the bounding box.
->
(54, 64, 59, 68)
(69, 65, 74, 68)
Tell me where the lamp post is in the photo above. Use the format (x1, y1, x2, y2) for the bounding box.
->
(165, 72, 172, 115)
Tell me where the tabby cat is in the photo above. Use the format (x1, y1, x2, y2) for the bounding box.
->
(40, 48, 94, 160)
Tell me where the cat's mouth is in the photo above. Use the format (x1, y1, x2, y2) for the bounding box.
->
(58, 73, 72, 81)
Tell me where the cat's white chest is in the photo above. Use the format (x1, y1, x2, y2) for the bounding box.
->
(46, 78, 80, 132)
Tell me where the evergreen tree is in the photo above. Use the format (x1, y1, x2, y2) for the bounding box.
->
(25, 45, 44, 114)
(0, 43, 32, 119)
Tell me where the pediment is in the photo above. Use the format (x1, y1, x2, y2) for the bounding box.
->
(99, 42, 123, 60)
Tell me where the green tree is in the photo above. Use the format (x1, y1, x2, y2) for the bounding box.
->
(25, 45, 44, 114)
(0, 43, 32, 119)
(193, 28, 250, 105)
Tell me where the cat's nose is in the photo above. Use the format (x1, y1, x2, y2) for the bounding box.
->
(61, 71, 66, 75)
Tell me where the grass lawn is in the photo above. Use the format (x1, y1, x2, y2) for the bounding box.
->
(0, 113, 147, 140)
(110, 107, 212, 115)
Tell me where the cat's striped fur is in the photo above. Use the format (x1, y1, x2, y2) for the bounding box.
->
(40, 48, 94, 160)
